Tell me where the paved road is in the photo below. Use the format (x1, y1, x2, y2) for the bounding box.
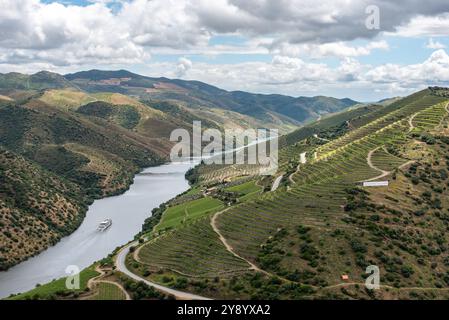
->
(115, 242, 211, 300)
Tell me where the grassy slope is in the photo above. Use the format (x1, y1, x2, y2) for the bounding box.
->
(87, 282, 126, 300)
(226, 181, 261, 194)
(129, 89, 449, 299)
(225, 181, 262, 201)
(7, 266, 99, 300)
(155, 197, 224, 232)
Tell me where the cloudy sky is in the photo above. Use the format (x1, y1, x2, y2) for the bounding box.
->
(1, 0, 449, 100)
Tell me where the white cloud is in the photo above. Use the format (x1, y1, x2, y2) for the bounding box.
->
(426, 38, 446, 49)
(176, 57, 193, 77)
(142, 50, 449, 99)
(0, 0, 448, 69)
(391, 13, 449, 37)
(192, 0, 449, 43)
(0, 0, 148, 67)
(366, 49, 449, 86)
(271, 40, 389, 59)
(0, 0, 449, 101)
(122, 0, 210, 49)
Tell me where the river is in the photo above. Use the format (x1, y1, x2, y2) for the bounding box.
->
(0, 135, 275, 298)
(0, 161, 196, 298)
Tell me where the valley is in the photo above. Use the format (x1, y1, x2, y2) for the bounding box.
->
(2, 68, 449, 301)
(2, 0, 449, 309)
(0, 69, 358, 298)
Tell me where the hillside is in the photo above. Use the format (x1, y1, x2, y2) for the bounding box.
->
(0, 93, 172, 269)
(0, 147, 87, 270)
(0, 69, 357, 277)
(122, 88, 449, 300)
(65, 69, 359, 132)
(0, 69, 359, 134)
(0, 71, 72, 91)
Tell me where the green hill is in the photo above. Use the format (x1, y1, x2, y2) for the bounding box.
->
(77, 101, 141, 129)
(0, 71, 73, 91)
(0, 147, 87, 270)
(65, 69, 359, 133)
(0, 97, 167, 269)
(127, 88, 449, 300)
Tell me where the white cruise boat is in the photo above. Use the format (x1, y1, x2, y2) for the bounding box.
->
(97, 219, 112, 232)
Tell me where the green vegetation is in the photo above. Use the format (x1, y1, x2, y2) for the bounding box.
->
(78, 101, 141, 129)
(225, 180, 262, 200)
(155, 197, 224, 232)
(0, 147, 87, 270)
(0, 98, 166, 269)
(138, 217, 250, 277)
(8, 266, 99, 300)
(226, 180, 261, 194)
(127, 88, 449, 299)
(371, 147, 407, 172)
(66, 69, 358, 133)
(0, 84, 169, 269)
(119, 276, 168, 300)
(3, 69, 449, 300)
(0, 71, 72, 91)
(88, 283, 126, 300)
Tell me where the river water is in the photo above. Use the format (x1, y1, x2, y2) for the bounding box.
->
(0, 136, 274, 298)
(0, 161, 196, 298)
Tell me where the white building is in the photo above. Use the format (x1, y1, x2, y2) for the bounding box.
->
(363, 181, 389, 187)
(300, 152, 307, 164)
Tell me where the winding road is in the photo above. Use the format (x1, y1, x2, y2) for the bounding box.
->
(111, 102, 449, 299)
(271, 175, 284, 191)
(362, 147, 391, 182)
(210, 209, 267, 275)
(115, 242, 211, 300)
(86, 265, 131, 300)
(289, 164, 300, 184)
(408, 112, 419, 132)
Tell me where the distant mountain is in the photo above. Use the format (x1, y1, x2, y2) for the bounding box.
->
(0, 69, 360, 134)
(376, 96, 402, 106)
(0, 71, 72, 91)
(65, 69, 359, 131)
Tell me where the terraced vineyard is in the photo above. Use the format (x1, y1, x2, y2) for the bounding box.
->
(137, 217, 251, 278)
(155, 197, 224, 233)
(411, 102, 448, 132)
(192, 163, 263, 185)
(129, 89, 449, 299)
(88, 283, 126, 301)
(370, 148, 408, 172)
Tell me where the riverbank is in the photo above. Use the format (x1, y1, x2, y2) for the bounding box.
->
(0, 157, 156, 272)
(0, 161, 195, 298)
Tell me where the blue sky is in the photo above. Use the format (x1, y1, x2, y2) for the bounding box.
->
(1, 0, 449, 101)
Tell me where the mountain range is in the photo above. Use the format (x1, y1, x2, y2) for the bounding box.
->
(1, 70, 358, 133)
